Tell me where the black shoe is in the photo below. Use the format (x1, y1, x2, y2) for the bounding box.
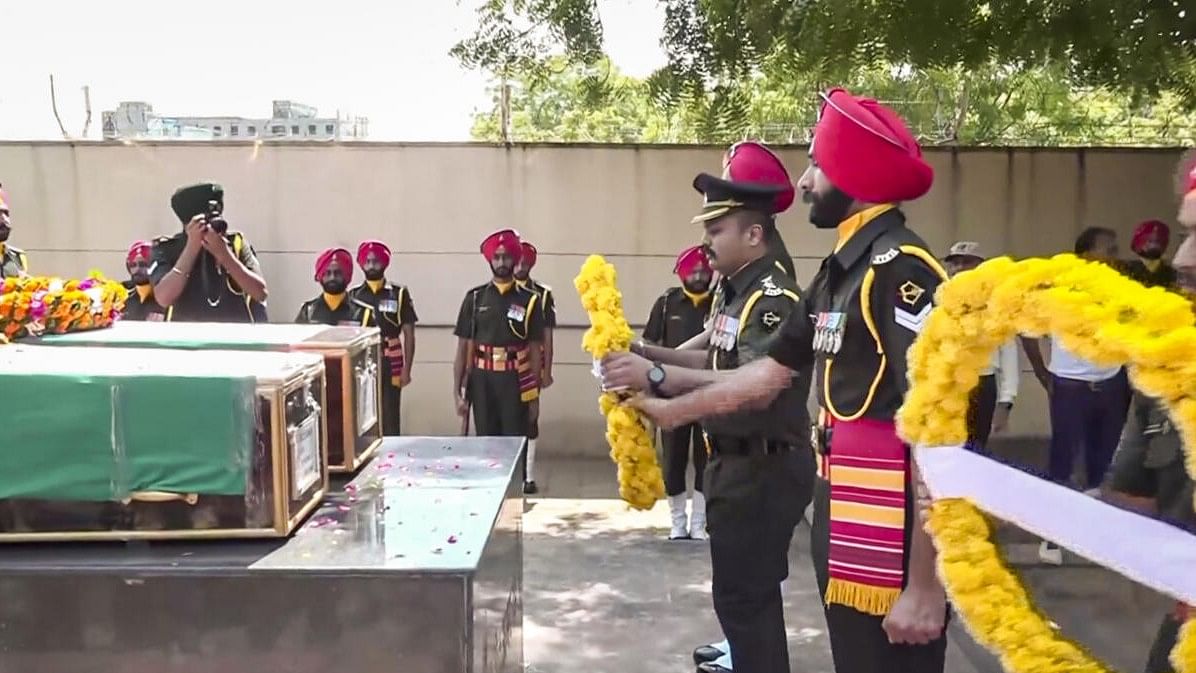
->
(696, 663, 732, 673)
(523, 481, 538, 495)
(692, 645, 724, 665)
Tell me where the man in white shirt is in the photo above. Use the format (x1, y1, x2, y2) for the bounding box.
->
(944, 242, 1019, 451)
(1021, 227, 1132, 564)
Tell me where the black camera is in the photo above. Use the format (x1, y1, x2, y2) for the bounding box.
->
(206, 200, 228, 234)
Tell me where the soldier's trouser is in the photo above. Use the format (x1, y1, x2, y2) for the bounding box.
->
(662, 424, 706, 496)
(382, 379, 402, 436)
(965, 374, 997, 451)
(810, 476, 948, 673)
(468, 370, 528, 437)
(1144, 613, 1181, 673)
(705, 446, 813, 673)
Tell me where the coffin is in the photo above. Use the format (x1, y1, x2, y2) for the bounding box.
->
(0, 344, 328, 541)
(39, 321, 383, 472)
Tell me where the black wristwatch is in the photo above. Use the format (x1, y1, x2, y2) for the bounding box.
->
(647, 363, 667, 397)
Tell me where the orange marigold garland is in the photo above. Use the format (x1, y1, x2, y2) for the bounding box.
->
(574, 255, 665, 510)
(900, 254, 1195, 673)
(0, 272, 127, 342)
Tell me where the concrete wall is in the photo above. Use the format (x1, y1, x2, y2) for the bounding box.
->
(0, 142, 1185, 456)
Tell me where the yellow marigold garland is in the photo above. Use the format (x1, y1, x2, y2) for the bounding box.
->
(0, 272, 127, 342)
(574, 255, 665, 510)
(898, 254, 1195, 673)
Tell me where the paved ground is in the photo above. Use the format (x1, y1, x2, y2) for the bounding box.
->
(523, 457, 1172, 673)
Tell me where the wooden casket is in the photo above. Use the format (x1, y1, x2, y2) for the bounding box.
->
(0, 345, 328, 541)
(40, 322, 383, 473)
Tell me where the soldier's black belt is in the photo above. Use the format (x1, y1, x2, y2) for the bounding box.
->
(707, 436, 798, 456)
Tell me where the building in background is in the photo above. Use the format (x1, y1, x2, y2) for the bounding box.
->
(101, 100, 369, 140)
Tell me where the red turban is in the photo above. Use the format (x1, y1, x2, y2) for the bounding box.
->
(812, 88, 933, 203)
(1131, 220, 1170, 254)
(356, 239, 391, 268)
(674, 245, 711, 280)
(314, 247, 353, 283)
(126, 240, 152, 265)
(722, 142, 795, 214)
(480, 229, 523, 263)
(520, 242, 538, 268)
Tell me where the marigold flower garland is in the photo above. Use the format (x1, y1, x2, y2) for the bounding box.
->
(898, 254, 1195, 673)
(574, 255, 665, 510)
(0, 272, 127, 342)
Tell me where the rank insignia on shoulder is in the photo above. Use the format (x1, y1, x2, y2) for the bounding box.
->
(898, 280, 925, 305)
(761, 311, 782, 330)
(761, 275, 783, 297)
(872, 248, 899, 265)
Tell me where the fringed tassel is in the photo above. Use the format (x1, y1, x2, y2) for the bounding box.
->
(824, 579, 901, 617)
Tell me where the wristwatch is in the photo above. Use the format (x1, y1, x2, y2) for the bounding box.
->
(646, 363, 667, 397)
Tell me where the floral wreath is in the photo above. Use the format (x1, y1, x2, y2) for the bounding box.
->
(0, 273, 128, 344)
(898, 254, 1195, 673)
(574, 255, 665, 510)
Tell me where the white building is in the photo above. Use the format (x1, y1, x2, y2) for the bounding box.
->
(101, 100, 369, 140)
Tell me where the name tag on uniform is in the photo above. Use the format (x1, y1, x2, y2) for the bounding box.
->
(147, 313, 165, 322)
(379, 299, 398, 314)
(507, 304, 527, 322)
(813, 312, 846, 354)
(711, 313, 739, 351)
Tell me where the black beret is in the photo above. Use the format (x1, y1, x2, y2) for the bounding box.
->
(170, 183, 224, 223)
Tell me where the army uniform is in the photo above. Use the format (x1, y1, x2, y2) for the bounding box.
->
(150, 229, 265, 323)
(295, 295, 363, 325)
(297, 247, 363, 326)
(149, 183, 266, 323)
(1106, 394, 1194, 673)
(1124, 220, 1178, 289)
(690, 141, 805, 672)
(122, 281, 167, 321)
(512, 241, 554, 493)
(455, 280, 544, 436)
(645, 282, 713, 501)
(683, 170, 815, 673)
(122, 241, 166, 321)
(350, 279, 418, 435)
(645, 245, 715, 540)
(767, 90, 949, 673)
(0, 185, 25, 279)
(0, 244, 27, 279)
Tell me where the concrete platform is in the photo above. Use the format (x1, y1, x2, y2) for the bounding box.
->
(525, 458, 1173, 673)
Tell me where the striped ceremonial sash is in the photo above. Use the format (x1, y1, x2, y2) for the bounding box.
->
(825, 417, 907, 616)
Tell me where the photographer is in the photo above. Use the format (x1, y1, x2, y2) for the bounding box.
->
(151, 183, 268, 322)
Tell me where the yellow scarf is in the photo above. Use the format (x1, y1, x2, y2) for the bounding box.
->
(682, 289, 710, 307)
(323, 292, 346, 310)
(834, 204, 896, 253)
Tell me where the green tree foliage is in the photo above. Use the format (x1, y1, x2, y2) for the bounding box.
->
(471, 58, 1196, 146)
(454, 0, 1196, 123)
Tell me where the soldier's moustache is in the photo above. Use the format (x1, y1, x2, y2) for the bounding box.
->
(808, 186, 854, 230)
(364, 268, 385, 281)
(683, 278, 711, 294)
(322, 279, 347, 294)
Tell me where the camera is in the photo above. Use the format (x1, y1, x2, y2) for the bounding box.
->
(206, 200, 228, 234)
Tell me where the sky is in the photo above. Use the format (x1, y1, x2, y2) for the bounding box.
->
(0, 0, 667, 141)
